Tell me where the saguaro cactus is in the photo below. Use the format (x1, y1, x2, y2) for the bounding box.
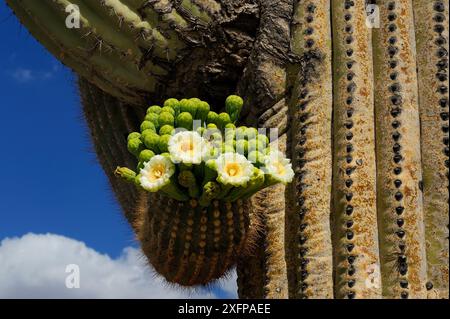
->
(6, 0, 448, 299)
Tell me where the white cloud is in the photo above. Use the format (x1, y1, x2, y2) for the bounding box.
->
(0, 233, 237, 299)
(12, 68, 33, 83)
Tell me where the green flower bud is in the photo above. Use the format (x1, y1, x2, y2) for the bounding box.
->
(206, 123, 217, 129)
(178, 170, 197, 188)
(196, 101, 210, 123)
(158, 134, 171, 153)
(161, 106, 175, 116)
(114, 167, 136, 184)
(257, 134, 270, 147)
(164, 98, 180, 116)
(199, 181, 221, 207)
(127, 132, 141, 141)
(207, 111, 219, 125)
(147, 105, 162, 114)
(144, 113, 159, 128)
(225, 123, 236, 130)
(180, 99, 197, 118)
(235, 126, 248, 140)
(142, 131, 160, 153)
(158, 112, 175, 127)
(235, 139, 248, 155)
(176, 112, 193, 130)
(222, 144, 235, 154)
(138, 149, 155, 163)
(127, 138, 144, 157)
(225, 95, 244, 123)
(217, 112, 232, 130)
(140, 121, 156, 133)
(247, 150, 265, 167)
(197, 126, 206, 136)
(159, 125, 175, 136)
(248, 139, 265, 152)
(245, 127, 258, 139)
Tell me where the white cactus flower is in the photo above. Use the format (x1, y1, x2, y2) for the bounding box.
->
(139, 155, 175, 192)
(215, 153, 254, 187)
(263, 150, 295, 184)
(168, 131, 207, 164)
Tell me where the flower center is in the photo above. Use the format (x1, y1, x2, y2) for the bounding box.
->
(180, 141, 194, 153)
(275, 162, 286, 175)
(149, 164, 166, 180)
(225, 163, 241, 177)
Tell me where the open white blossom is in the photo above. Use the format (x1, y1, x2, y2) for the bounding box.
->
(263, 150, 294, 184)
(168, 131, 207, 164)
(139, 155, 175, 192)
(215, 153, 254, 187)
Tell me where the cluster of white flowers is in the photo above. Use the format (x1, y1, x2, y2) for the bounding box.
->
(139, 131, 294, 193)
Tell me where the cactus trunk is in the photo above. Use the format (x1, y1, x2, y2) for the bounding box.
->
(7, 0, 449, 298)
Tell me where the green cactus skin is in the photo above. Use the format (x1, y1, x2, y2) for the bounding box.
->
(373, 0, 428, 299)
(136, 194, 255, 286)
(413, 0, 449, 299)
(331, 0, 381, 299)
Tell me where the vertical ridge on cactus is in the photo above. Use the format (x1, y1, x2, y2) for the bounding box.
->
(331, 0, 381, 299)
(373, 0, 428, 299)
(286, 0, 334, 299)
(413, 0, 449, 299)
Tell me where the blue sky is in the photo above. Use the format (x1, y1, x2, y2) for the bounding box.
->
(0, 3, 236, 298)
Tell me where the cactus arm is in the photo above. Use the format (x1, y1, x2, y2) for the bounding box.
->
(330, 0, 382, 299)
(373, 0, 428, 299)
(413, 0, 449, 299)
(285, 0, 334, 299)
(235, 0, 292, 299)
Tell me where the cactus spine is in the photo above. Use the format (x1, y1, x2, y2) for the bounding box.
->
(7, 0, 449, 299)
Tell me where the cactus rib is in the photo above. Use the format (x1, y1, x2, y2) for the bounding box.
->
(373, 0, 428, 299)
(413, 0, 449, 299)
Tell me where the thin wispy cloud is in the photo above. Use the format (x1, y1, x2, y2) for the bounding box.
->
(0, 233, 238, 299)
(9, 62, 61, 83)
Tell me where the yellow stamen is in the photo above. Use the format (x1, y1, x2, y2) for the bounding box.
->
(225, 163, 242, 177)
(275, 162, 286, 175)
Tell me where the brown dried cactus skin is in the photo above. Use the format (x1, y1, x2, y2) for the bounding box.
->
(331, 0, 381, 299)
(373, 0, 428, 299)
(413, 0, 449, 299)
(286, 0, 334, 299)
(136, 194, 253, 286)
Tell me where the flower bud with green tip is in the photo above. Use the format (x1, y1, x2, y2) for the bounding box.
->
(196, 101, 210, 123)
(225, 95, 244, 123)
(247, 150, 265, 167)
(235, 126, 248, 140)
(248, 139, 265, 152)
(159, 125, 175, 136)
(206, 123, 218, 130)
(222, 143, 235, 154)
(176, 112, 193, 130)
(142, 131, 160, 153)
(202, 159, 218, 187)
(139, 149, 155, 163)
(161, 106, 175, 116)
(199, 181, 221, 207)
(147, 105, 162, 114)
(158, 134, 171, 153)
(235, 139, 248, 156)
(257, 134, 270, 148)
(217, 112, 232, 130)
(245, 127, 258, 139)
(158, 112, 175, 127)
(140, 121, 156, 133)
(144, 113, 159, 128)
(225, 123, 236, 130)
(197, 126, 206, 136)
(180, 99, 197, 118)
(127, 138, 145, 157)
(206, 111, 219, 126)
(178, 170, 200, 198)
(127, 132, 141, 141)
(114, 167, 137, 184)
(164, 98, 180, 116)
